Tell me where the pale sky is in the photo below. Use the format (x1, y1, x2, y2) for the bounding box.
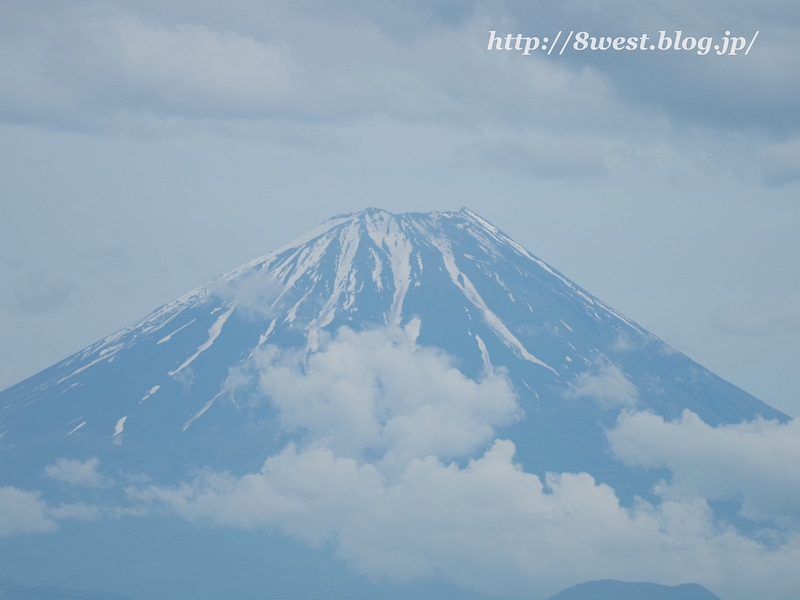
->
(1, 0, 799, 416)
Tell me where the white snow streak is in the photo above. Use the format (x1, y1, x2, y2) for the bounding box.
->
(405, 317, 421, 344)
(284, 288, 313, 324)
(475, 334, 491, 370)
(272, 235, 334, 304)
(157, 319, 196, 344)
(57, 353, 113, 384)
(369, 248, 384, 290)
(183, 389, 225, 431)
(363, 212, 414, 327)
(305, 222, 362, 351)
(113, 416, 127, 436)
(259, 319, 277, 345)
(386, 236, 413, 326)
(433, 238, 558, 376)
(169, 306, 235, 377)
(140, 385, 160, 403)
(461, 208, 647, 338)
(68, 421, 86, 435)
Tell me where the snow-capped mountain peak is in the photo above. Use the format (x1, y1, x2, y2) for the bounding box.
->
(0, 208, 785, 483)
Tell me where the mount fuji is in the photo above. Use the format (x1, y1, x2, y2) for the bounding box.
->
(0, 208, 787, 600)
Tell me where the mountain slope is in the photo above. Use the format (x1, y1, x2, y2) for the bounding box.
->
(0, 208, 784, 484)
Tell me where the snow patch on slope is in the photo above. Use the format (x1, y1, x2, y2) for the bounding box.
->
(157, 320, 196, 344)
(432, 236, 558, 376)
(169, 306, 235, 377)
(363, 211, 414, 327)
(460, 208, 648, 337)
(113, 416, 127, 436)
(140, 386, 160, 403)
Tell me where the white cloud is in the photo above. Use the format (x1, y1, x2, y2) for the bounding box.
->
(44, 457, 107, 487)
(608, 409, 800, 524)
(244, 326, 521, 468)
(212, 267, 283, 320)
(2, 1, 799, 151)
(711, 295, 800, 336)
(47, 502, 105, 521)
(0, 6, 616, 132)
(566, 362, 638, 410)
(108, 18, 296, 115)
(130, 437, 800, 600)
(611, 331, 637, 352)
(0, 485, 143, 536)
(0, 14, 296, 126)
(0, 486, 56, 535)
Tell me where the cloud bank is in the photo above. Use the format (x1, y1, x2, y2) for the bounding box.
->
(7, 0, 798, 138)
(126, 327, 800, 600)
(609, 409, 800, 523)
(3, 326, 799, 598)
(0, 483, 115, 536)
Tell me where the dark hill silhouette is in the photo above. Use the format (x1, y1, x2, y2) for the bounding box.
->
(547, 579, 721, 600)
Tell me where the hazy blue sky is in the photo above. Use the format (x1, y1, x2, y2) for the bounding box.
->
(1, 0, 799, 415)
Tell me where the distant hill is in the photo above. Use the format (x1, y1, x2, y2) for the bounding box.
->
(547, 579, 721, 600)
(0, 579, 137, 600)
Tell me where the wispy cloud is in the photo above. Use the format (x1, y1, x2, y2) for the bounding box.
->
(12, 272, 76, 314)
(467, 133, 608, 179)
(565, 362, 639, 410)
(760, 136, 800, 186)
(44, 457, 108, 487)
(711, 295, 800, 336)
(608, 409, 800, 524)
(107, 18, 296, 116)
